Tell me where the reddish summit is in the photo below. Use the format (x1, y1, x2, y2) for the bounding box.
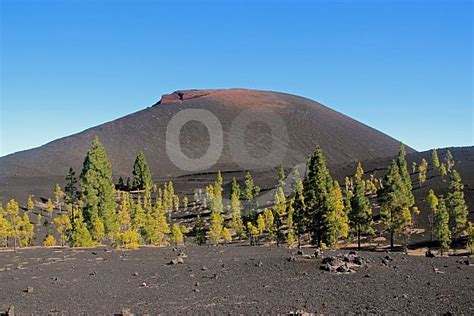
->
(158, 89, 221, 104)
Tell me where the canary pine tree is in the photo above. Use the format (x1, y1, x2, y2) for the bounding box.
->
(132, 151, 153, 191)
(27, 195, 34, 212)
(229, 179, 245, 238)
(292, 169, 306, 247)
(326, 181, 349, 247)
(54, 183, 64, 213)
(171, 223, 184, 246)
(69, 207, 94, 247)
(263, 208, 275, 241)
(445, 150, 455, 173)
(381, 160, 413, 248)
(43, 234, 56, 247)
(222, 227, 232, 244)
(432, 148, 440, 170)
(53, 214, 72, 246)
(19, 212, 34, 247)
(286, 200, 297, 248)
(433, 196, 451, 255)
(64, 167, 78, 205)
(446, 170, 468, 242)
(397, 144, 415, 208)
(80, 136, 117, 235)
(418, 158, 428, 187)
(5, 199, 22, 251)
(0, 203, 10, 247)
(426, 189, 438, 241)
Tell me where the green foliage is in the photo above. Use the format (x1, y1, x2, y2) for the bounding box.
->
(326, 181, 349, 247)
(43, 234, 56, 247)
(80, 137, 117, 235)
(292, 169, 306, 246)
(0, 204, 11, 247)
(229, 179, 245, 238)
(418, 158, 428, 187)
(467, 222, 474, 254)
(171, 223, 184, 246)
(19, 212, 34, 247)
(222, 227, 232, 243)
(69, 207, 95, 248)
(432, 148, 440, 170)
(426, 189, 438, 241)
(445, 150, 455, 173)
(397, 144, 415, 208)
(27, 195, 34, 212)
(446, 170, 468, 241)
(54, 183, 64, 212)
(241, 171, 260, 209)
(46, 199, 54, 216)
(286, 200, 297, 248)
(381, 160, 413, 248)
(193, 215, 206, 245)
(64, 167, 79, 205)
(303, 147, 341, 247)
(433, 197, 451, 255)
(5, 199, 22, 250)
(53, 213, 72, 246)
(257, 214, 266, 235)
(278, 163, 286, 187)
(350, 170, 373, 249)
(132, 151, 153, 191)
(246, 221, 259, 245)
(263, 208, 275, 240)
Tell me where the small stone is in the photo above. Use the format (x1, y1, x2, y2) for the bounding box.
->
(201, 266, 208, 271)
(176, 257, 185, 264)
(24, 286, 34, 293)
(425, 249, 435, 257)
(120, 308, 133, 316)
(297, 249, 304, 256)
(314, 249, 323, 258)
(178, 251, 187, 258)
(349, 250, 357, 255)
(402, 294, 409, 299)
(195, 281, 200, 287)
(256, 261, 263, 267)
(90, 271, 97, 276)
(194, 288, 200, 293)
(364, 274, 370, 278)
(141, 282, 147, 287)
(287, 256, 296, 262)
(132, 272, 139, 276)
(7, 305, 14, 316)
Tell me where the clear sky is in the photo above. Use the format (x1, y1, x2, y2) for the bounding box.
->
(1, 0, 472, 156)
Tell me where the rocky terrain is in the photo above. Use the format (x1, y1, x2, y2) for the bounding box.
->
(0, 245, 472, 315)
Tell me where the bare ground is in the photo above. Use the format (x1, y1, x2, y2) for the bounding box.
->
(0, 244, 472, 315)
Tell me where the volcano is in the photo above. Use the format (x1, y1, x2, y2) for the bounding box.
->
(0, 89, 412, 201)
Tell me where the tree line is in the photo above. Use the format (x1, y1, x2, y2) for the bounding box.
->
(0, 137, 472, 254)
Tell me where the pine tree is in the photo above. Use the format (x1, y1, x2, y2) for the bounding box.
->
(69, 207, 95, 247)
(467, 222, 474, 254)
(432, 148, 440, 170)
(326, 181, 349, 247)
(349, 173, 373, 250)
(209, 210, 224, 244)
(273, 186, 287, 245)
(418, 158, 428, 187)
(207, 172, 225, 244)
(64, 167, 78, 205)
(115, 196, 139, 249)
(355, 162, 364, 181)
(193, 214, 206, 245)
(439, 163, 448, 179)
(80, 137, 117, 235)
(46, 199, 54, 217)
(446, 170, 468, 242)
(5, 199, 22, 251)
(397, 144, 415, 208)
(246, 222, 259, 246)
(27, 195, 34, 212)
(171, 223, 184, 246)
(292, 169, 306, 247)
(53, 214, 72, 246)
(19, 212, 34, 247)
(433, 196, 451, 255)
(445, 150, 455, 173)
(286, 200, 297, 248)
(132, 151, 153, 191)
(278, 163, 286, 187)
(263, 208, 275, 241)
(241, 171, 260, 210)
(0, 204, 10, 247)
(54, 183, 64, 213)
(222, 227, 232, 244)
(426, 189, 439, 241)
(43, 234, 56, 247)
(303, 147, 336, 247)
(257, 214, 266, 236)
(381, 160, 413, 249)
(229, 179, 245, 238)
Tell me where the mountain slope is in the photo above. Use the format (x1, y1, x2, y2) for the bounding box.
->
(0, 89, 412, 201)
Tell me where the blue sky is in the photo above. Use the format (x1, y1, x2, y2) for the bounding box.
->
(1, 0, 472, 156)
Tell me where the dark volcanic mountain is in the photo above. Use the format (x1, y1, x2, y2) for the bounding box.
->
(0, 89, 411, 201)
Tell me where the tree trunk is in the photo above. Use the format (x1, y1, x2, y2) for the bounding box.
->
(390, 231, 394, 249)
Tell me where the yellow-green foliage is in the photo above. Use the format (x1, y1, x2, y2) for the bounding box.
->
(257, 214, 265, 235)
(247, 221, 259, 245)
(43, 234, 56, 247)
(117, 230, 140, 250)
(53, 214, 72, 246)
(27, 195, 35, 212)
(0, 203, 11, 246)
(209, 210, 224, 244)
(91, 216, 105, 242)
(467, 222, 474, 254)
(263, 208, 275, 239)
(70, 208, 95, 247)
(19, 212, 34, 247)
(46, 198, 54, 216)
(222, 227, 232, 243)
(326, 181, 349, 247)
(229, 178, 245, 238)
(286, 201, 297, 248)
(6, 199, 22, 249)
(171, 223, 184, 246)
